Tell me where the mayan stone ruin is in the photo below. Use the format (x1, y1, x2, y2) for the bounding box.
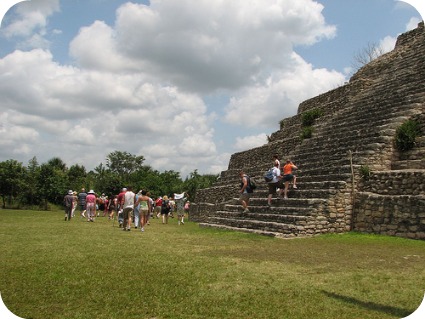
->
(191, 22, 425, 240)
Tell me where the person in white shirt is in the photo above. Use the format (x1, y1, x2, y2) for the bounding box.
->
(122, 187, 135, 231)
(267, 163, 282, 207)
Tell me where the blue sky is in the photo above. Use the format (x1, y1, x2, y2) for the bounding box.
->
(0, 0, 422, 178)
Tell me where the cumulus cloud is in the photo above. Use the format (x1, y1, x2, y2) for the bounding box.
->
(405, 16, 422, 30)
(234, 134, 268, 151)
(1, 0, 59, 49)
(112, 0, 336, 93)
(0, 48, 219, 175)
(0, 0, 350, 176)
(224, 53, 345, 127)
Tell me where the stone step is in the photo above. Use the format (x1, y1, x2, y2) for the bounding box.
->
(299, 173, 352, 183)
(215, 164, 352, 186)
(398, 147, 425, 161)
(204, 217, 309, 236)
(241, 188, 345, 201)
(316, 109, 413, 129)
(392, 159, 425, 170)
(214, 169, 353, 188)
(198, 223, 299, 238)
(315, 118, 401, 136)
(221, 203, 318, 215)
(299, 137, 392, 153)
(211, 210, 311, 223)
(245, 197, 327, 208)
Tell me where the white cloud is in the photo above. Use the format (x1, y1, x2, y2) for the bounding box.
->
(69, 20, 138, 72)
(405, 16, 422, 30)
(234, 134, 268, 151)
(224, 53, 346, 127)
(0, 0, 347, 177)
(380, 35, 397, 53)
(377, 17, 420, 55)
(1, 0, 60, 49)
(113, 0, 336, 93)
(0, 48, 220, 176)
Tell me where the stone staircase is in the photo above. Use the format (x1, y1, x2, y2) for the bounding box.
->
(191, 23, 425, 239)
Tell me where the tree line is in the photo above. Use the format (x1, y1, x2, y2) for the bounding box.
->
(0, 151, 218, 210)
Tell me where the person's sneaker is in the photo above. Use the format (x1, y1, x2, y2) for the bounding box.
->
(181, 221, 184, 225)
(293, 185, 297, 189)
(65, 216, 67, 221)
(141, 227, 144, 232)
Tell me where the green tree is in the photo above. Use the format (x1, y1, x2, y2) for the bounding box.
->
(21, 157, 41, 207)
(47, 157, 67, 172)
(90, 163, 122, 196)
(183, 170, 218, 201)
(159, 170, 183, 197)
(131, 165, 163, 197)
(37, 158, 68, 210)
(0, 159, 26, 208)
(68, 164, 87, 193)
(106, 151, 145, 186)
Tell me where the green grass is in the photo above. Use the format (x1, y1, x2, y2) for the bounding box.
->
(1, 209, 424, 319)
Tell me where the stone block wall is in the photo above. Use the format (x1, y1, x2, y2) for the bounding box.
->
(353, 192, 425, 240)
(359, 171, 425, 196)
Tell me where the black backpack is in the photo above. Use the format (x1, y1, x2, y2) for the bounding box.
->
(161, 200, 170, 213)
(248, 176, 257, 191)
(244, 175, 256, 193)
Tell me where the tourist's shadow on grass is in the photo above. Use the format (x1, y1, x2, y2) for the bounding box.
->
(321, 290, 413, 318)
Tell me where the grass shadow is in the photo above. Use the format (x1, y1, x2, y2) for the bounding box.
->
(321, 290, 413, 318)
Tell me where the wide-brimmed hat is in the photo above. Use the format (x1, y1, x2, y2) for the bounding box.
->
(88, 190, 95, 194)
(68, 190, 73, 195)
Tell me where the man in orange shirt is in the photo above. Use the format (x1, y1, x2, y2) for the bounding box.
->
(281, 159, 298, 199)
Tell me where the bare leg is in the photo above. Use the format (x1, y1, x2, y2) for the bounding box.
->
(284, 182, 290, 199)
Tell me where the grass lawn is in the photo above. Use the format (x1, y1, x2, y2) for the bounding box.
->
(0, 209, 424, 319)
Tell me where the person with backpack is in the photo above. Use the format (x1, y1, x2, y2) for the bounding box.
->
(78, 188, 87, 218)
(161, 195, 171, 224)
(239, 170, 253, 213)
(266, 161, 282, 207)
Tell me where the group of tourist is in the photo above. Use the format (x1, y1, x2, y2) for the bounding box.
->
(239, 154, 298, 212)
(63, 187, 190, 232)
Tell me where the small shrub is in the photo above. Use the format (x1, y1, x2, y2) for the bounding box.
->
(301, 108, 324, 127)
(359, 165, 371, 180)
(301, 126, 313, 139)
(395, 120, 420, 152)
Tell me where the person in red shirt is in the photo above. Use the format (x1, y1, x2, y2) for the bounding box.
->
(281, 160, 298, 199)
(155, 196, 163, 218)
(117, 188, 127, 227)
